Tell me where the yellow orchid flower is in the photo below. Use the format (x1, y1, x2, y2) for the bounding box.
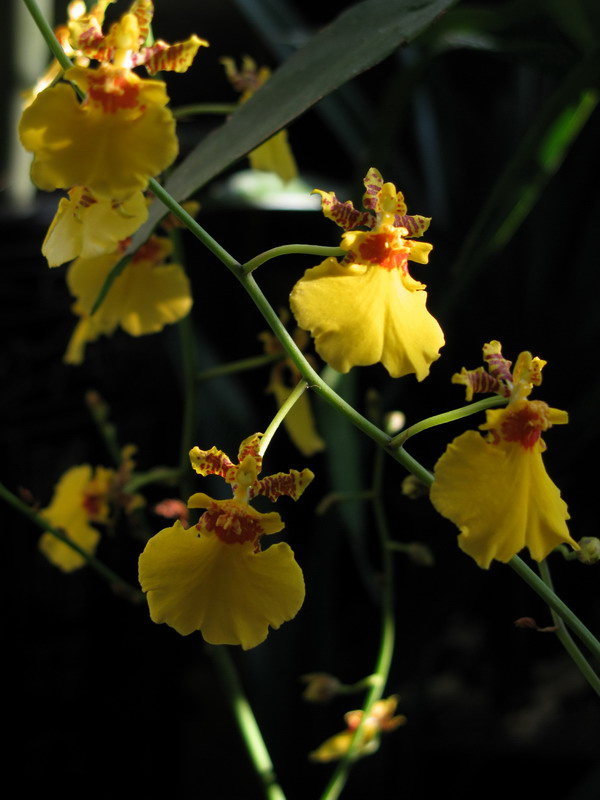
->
(64, 235, 192, 364)
(289, 168, 444, 379)
(138, 433, 314, 649)
(309, 695, 406, 763)
(39, 464, 114, 572)
(19, 0, 207, 199)
(42, 187, 148, 267)
(430, 342, 579, 568)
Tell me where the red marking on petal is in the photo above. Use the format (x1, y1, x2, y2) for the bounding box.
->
(79, 190, 97, 208)
(82, 491, 102, 517)
(200, 504, 264, 546)
(483, 347, 513, 383)
(255, 468, 313, 502)
(357, 231, 408, 271)
(192, 449, 235, 479)
(500, 402, 549, 449)
(87, 71, 141, 113)
(456, 367, 507, 398)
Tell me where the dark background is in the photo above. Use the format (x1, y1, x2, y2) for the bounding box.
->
(2, 1, 600, 798)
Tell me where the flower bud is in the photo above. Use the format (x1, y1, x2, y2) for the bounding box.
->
(576, 537, 600, 565)
(301, 672, 341, 703)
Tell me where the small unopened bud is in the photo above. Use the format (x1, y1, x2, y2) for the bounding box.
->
(384, 411, 406, 435)
(154, 498, 189, 525)
(404, 542, 434, 567)
(301, 672, 341, 703)
(576, 537, 600, 565)
(514, 617, 557, 633)
(401, 474, 428, 499)
(514, 617, 539, 629)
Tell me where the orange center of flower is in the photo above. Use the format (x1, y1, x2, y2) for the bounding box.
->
(200, 504, 263, 546)
(500, 401, 549, 449)
(86, 70, 141, 113)
(357, 231, 408, 272)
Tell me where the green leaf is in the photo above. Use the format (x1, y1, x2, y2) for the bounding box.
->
(130, 0, 456, 251)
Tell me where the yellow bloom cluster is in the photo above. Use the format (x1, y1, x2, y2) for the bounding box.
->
(139, 434, 314, 649)
(290, 168, 444, 379)
(18, 1, 206, 360)
(430, 341, 578, 568)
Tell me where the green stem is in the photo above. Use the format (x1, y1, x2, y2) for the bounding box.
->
(315, 489, 375, 515)
(0, 481, 143, 602)
(243, 245, 345, 275)
(259, 380, 308, 456)
(390, 395, 507, 447)
(173, 103, 238, 117)
(209, 646, 287, 800)
(510, 556, 600, 664)
(91, 179, 243, 314)
(149, 180, 241, 271)
(320, 446, 396, 800)
(197, 352, 283, 382)
(22, 0, 72, 72)
(123, 467, 181, 494)
(537, 560, 600, 695)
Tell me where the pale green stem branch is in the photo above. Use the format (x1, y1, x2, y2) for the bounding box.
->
(0, 481, 143, 602)
(259, 380, 308, 456)
(149, 180, 241, 271)
(209, 646, 287, 800)
(173, 103, 238, 118)
(537, 560, 600, 696)
(123, 467, 181, 494)
(197, 352, 283, 382)
(390, 395, 507, 447)
(315, 489, 375, 515)
(243, 245, 345, 275)
(22, 0, 72, 71)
